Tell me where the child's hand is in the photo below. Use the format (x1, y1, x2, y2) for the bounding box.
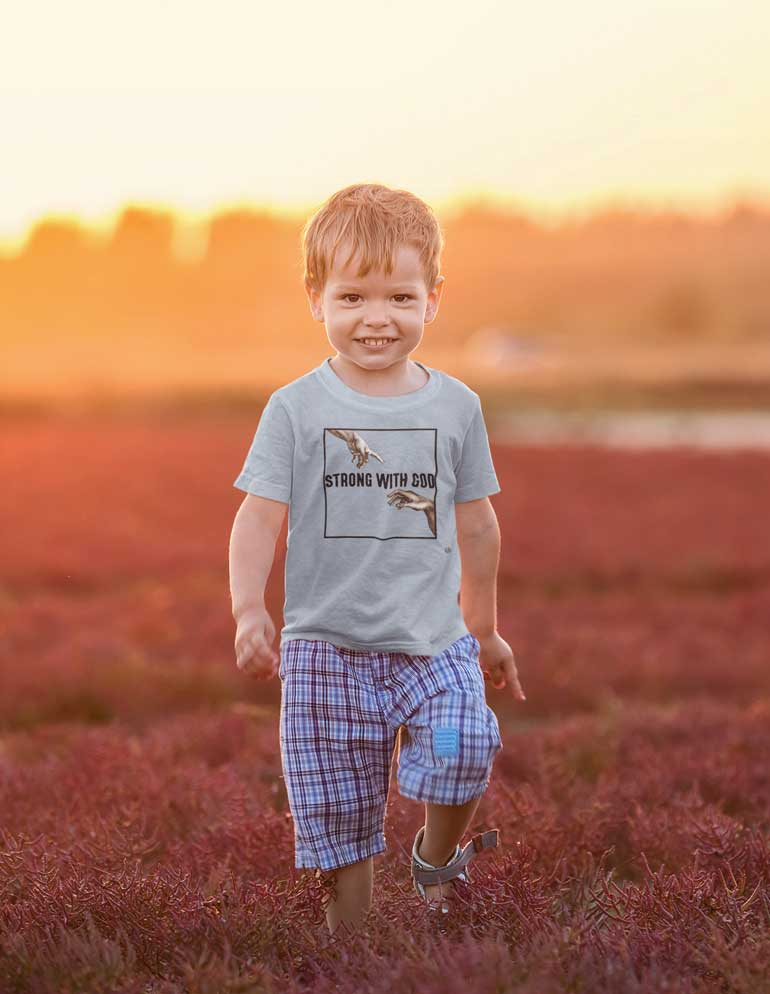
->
(477, 631, 526, 702)
(234, 607, 279, 680)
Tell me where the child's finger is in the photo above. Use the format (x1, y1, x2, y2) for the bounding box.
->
(509, 670, 526, 701)
(237, 638, 277, 677)
(489, 659, 526, 701)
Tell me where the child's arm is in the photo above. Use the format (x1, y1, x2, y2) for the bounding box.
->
(229, 494, 287, 677)
(456, 497, 525, 701)
(456, 497, 500, 638)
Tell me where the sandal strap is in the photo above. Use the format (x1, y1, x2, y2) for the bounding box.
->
(411, 827, 499, 887)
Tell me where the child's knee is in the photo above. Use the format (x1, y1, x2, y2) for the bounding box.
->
(319, 854, 373, 882)
(319, 855, 374, 910)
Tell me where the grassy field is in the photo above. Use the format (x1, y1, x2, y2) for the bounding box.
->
(3, 341, 770, 419)
(1, 412, 769, 993)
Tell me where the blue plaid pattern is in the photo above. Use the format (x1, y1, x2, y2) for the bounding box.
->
(278, 631, 503, 871)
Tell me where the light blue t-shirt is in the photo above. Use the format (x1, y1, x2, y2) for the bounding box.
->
(233, 356, 501, 657)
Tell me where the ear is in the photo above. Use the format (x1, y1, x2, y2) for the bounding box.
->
(424, 275, 445, 323)
(304, 281, 324, 321)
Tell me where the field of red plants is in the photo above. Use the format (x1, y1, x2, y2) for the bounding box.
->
(2, 410, 769, 993)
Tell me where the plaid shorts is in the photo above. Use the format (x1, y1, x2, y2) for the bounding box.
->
(278, 631, 503, 872)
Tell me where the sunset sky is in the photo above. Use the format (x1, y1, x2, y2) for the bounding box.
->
(2, 0, 768, 252)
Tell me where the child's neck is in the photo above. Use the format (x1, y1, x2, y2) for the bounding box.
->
(329, 355, 429, 397)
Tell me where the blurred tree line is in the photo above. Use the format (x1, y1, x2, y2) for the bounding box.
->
(1, 198, 768, 352)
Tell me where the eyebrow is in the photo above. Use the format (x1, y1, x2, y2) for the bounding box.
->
(333, 283, 420, 291)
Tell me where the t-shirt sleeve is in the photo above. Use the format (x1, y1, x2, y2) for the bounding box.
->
(233, 393, 294, 503)
(453, 395, 501, 503)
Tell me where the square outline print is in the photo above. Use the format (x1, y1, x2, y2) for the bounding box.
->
(323, 427, 438, 540)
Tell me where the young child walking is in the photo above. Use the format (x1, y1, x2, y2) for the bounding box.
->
(229, 183, 525, 936)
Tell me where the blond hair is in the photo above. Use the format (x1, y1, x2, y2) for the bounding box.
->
(300, 183, 444, 294)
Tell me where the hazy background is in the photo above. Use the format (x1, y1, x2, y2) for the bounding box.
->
(2, 0, 769, 423)
(3, 4, 770, 989)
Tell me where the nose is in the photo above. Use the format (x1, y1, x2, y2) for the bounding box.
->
(363, 313, 389, 327)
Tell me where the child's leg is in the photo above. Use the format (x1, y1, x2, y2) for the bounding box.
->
(320, 855, 374, 935)
(419, 793, 483, 866)
(394, 633, 504, 910)
(279, 640, 392, 929)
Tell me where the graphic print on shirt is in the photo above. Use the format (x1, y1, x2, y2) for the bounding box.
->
(323, 427, 438, 540)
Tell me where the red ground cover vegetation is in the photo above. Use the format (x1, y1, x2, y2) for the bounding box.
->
(1, 414, 768, 993)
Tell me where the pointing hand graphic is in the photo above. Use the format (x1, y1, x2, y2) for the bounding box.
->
(387, 489, 436, 536)
(386, 489, 431, 511)
(328, 429, 384, 468)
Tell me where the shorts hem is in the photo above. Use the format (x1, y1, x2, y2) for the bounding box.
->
(397, 780, 491, 805)
(294, 831, 387, 872)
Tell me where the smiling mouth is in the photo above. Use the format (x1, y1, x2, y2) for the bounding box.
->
(356, 338, 396, 348)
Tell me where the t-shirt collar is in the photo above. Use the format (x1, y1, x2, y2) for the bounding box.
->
(315, 355, 441, 408)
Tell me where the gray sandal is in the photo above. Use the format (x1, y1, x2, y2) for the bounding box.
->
(411, 824, 500, 913)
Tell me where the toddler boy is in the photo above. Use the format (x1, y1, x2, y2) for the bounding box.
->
(229, 183, 525, 936)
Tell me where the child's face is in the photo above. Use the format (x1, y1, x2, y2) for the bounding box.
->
(305, 241, 444, 374)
